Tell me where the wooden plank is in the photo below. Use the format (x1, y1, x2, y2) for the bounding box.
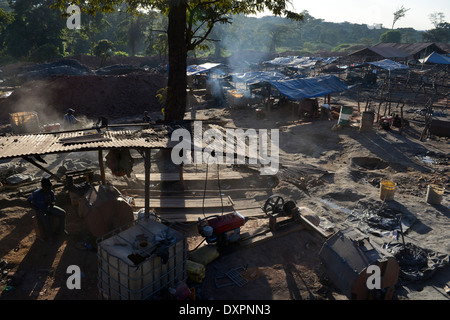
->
(298, 215, 333, 239)
(119, 188, 272, 195)
(133, 197, 233, 208)
(134, 171, 243, 182)
(240, 223, 307, 247)
(150, 207, 266, 222)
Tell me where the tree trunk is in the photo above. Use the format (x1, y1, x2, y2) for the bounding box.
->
(165, 1, 187, 122)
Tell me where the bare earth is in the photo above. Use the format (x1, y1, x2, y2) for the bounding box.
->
(0, 89, 449, 304)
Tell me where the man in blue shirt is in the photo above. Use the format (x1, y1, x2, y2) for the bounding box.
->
(28, 178, 67, 244)
(62, 108, 80, 130)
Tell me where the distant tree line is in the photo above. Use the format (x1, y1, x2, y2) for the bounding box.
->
(0, 1, 448, 65)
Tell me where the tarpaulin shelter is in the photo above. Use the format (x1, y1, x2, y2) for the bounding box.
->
(367, 59, 409, 71)
(230, 73, 352, 100)
(263, 56, 338, 69)
(186, 63, 223, 76)
(419, 52, 450, 65)
(232, 71, 290, 85)
(267, 75, 353, 100)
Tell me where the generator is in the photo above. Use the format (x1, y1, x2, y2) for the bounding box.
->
(197, 211, 246, 246)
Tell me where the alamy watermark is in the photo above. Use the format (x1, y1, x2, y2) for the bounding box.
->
(66, 265, 81, 289)
(171, 121, 279, 175)
(66, 5, 81, 30)
(366, 265, 381, 290)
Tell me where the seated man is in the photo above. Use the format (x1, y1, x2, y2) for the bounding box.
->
(28, 177, 67, 244)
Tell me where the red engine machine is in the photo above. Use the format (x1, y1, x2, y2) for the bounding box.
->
(197, 211, 246, 246)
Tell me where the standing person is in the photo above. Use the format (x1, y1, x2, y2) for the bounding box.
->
(63, 108, 80, 129)
(143, 111, 152, 123)
(320, 103, 332, 121)
(28, 178, 67, 244)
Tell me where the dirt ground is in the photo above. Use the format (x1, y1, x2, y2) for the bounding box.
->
(0, 64, 449, 302)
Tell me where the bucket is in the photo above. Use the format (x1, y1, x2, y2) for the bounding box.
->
(360, 111, 374, 131)
(186, 260, 205, 283)
(426, 184, 444, 205)
(338, 106, 353, 126)
(380, 180, 396, 201)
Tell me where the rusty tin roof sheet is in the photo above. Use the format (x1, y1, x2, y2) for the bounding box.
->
(0, 129, 174, 160)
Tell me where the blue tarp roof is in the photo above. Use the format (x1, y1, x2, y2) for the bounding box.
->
(232, 72, 353, 100)
(347, 59, 409, 71)
(268, 75, 353, 100)
(367, 59, 409, 71)
(419, 52, 450, 65)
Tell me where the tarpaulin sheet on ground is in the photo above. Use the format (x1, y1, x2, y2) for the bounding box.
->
(367, 59, 409, 71)
(383, 242, 450, 283)
(419, 52, 450, 65)
(187, 63, 223, 76)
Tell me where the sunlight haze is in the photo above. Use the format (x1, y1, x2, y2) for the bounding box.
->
(266, 0, 450, 31)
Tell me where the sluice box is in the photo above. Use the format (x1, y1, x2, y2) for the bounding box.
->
(97, 216, 188, 300)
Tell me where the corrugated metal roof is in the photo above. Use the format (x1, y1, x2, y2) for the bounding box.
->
(349, 47, 409, 59)
(373, 42, 448, 56)
(0, 128, 176, 160)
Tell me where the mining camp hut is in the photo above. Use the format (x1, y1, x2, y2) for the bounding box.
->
(0, 122, 189, 221)
(0, 120, 268, 226)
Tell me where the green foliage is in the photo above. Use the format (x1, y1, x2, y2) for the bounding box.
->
(332, 44, 352, 52)
(93, 39, 114, 58)
(156, 87, 167, 106)
(113, 50, 128, 57)
(392, 5, 410, 29)
(0, 7, 13, 54)
(422, 22, 450, 43)
(152, 33, 168, 62)
(380, 30, 402, 43)
(93, 39, 114, 66)
(29, 43, 64, 62)
(4, 0, 66, 61)
(0, 1, 433, 65)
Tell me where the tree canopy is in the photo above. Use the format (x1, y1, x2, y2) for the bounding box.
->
(51, 0, 304, 121)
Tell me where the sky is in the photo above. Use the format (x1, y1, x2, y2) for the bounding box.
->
(276, 0, 450, 31)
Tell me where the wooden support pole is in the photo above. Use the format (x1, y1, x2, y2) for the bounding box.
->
(22, 156, 62, 182)
(179, 163, 185, 190)
(98, 149, 106, 185)
(144, 148, 151, 217)
(357, 86, 360, 112)
(400, 103, 405, 135)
